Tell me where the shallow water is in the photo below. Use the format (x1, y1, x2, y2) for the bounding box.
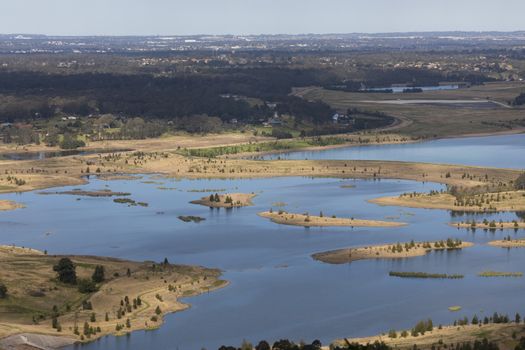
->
(364, 85, 459, 93)
(1, 173, 524, 350)
(261, 133, 525, 170)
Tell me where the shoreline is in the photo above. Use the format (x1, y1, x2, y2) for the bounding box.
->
(488, 239, 525, 248)
(0, 200, 24, 211)
(335, 322, 525, 350)
(370, 191, 525, 213)
(0, 127, 523, 162)
(258, 211, 406, 227)
(228, 134, 421, 159)
(451, 221, 525, 230)
(0, 126, 522, 197)
(234, 127, 525, 160)
(0, 245, 229, 348)
(312, 240, 473, 264)
(0, 155, 521, 196)
(190, 193, 256, 208)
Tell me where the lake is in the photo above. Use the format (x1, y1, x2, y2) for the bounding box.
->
(1, 176, 524, 349)
(260, 133, 525, 170)
(0, 134, 524, 349)
(362, 85, 459, 93)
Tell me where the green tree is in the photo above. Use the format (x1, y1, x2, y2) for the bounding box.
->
(241, 339, 253, 350)
(516, 173, 525, 190)
(255, 340, 271, 350)
(92, 265, 105, 283)
(0, 282, 7, 298)
(78, 279, 98, 293)
(53, 258, 77, 284)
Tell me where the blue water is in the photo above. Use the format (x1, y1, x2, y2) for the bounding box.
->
(0, 175, 524, 350)
(261, 133, 525, 170)
(1, 134, 524, 349)
(364, 85, 459, 93)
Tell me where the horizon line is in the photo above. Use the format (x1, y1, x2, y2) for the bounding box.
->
(2, 30, 525, 38)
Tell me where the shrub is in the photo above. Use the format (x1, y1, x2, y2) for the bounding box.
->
(516, 173, 525, 190)
(0, 282, 7, 298)
(92, 265, 105, 283)
(78, 279, 98, 294)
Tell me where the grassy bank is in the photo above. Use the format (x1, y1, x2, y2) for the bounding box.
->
(177, 133, 414, 158)
(312, 239, 472, 264)
(0, 245, 227, 343)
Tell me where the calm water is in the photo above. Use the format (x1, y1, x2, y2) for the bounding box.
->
(0, 175, 524, 350)
(364, 84, 459, 93)
(1, 134, 524, 349)
(261, 133, 525, 170)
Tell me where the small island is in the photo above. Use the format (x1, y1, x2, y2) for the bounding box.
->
(488, 238, 525, 248)
(190, 193, 256, 208)
(0, 200, 24, 211)
(312, 239, 473, 264)
(451, 220, 525, 230)
(39, 189, 131, 197)
(370, 190, 525, 212)
(258, 210, 406, 228)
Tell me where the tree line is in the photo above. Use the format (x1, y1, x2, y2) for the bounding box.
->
(0, 69, 335, 125)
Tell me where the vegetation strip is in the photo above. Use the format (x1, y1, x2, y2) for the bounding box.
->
(478, 271, 523, 278)
(178, 216, 205, 223)
(389, 271, 464, 279)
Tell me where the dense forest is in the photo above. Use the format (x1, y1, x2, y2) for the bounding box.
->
(0, 68, 336, 124)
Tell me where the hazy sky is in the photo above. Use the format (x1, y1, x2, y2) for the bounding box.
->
(2, 0, 524, 36)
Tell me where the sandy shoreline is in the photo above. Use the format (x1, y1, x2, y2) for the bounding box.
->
(488, 239, 525, 248)
(0, 151, 520, 197)
(0, 245, 228, 347)
(335, 323, 525, 350)
(370, 191, 525, 213)
(0, 200, 24, 211)
(190, 193, 256, 208)
(451, 221, 525, 230)
(312, 240, 473, 264)
(258, 211, 406, 227)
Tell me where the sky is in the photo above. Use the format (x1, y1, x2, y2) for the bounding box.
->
(1, 0, 524, 36)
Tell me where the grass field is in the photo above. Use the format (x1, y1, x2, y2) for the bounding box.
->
(295, 82, 525, 137)
(0, 245, 226, 342)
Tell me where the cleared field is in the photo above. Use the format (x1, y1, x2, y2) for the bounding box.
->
(296, 82, 525, 137)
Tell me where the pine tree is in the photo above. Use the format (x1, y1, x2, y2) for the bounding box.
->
(92, 265, 105, 283)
